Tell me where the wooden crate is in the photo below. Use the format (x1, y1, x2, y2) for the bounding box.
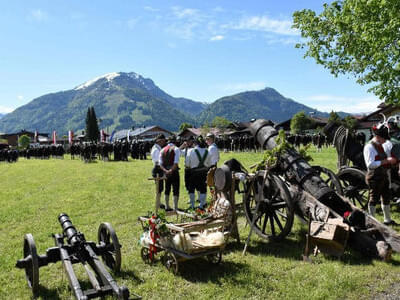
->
(310, 220, 349, 257)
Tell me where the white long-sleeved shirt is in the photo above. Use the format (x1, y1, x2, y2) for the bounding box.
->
(208, 143, 219, 166)
(150, 143, 161, 165)
(363, 140, 391, 170)
(159, 143, 180, 167)
(185, 146, 212, 169)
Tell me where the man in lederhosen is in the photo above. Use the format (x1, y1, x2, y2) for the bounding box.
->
(185, 136, 212, 209)
(159, 135, 181, 211)
(151, 134, 166, 212)
(364, 123, 397, 225)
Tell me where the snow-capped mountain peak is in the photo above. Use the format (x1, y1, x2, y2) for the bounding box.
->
(75, 72, 121, 90)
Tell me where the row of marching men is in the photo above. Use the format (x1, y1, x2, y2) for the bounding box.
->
(150, 133, 219, 212)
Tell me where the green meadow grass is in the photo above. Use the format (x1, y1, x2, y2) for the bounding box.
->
(0, 147, 399, 300)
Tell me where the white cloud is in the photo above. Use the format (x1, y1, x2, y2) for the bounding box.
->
(29, 9, 48, 22)
(219, 82, 266, 94)
(0, 106, 14, 114)
(303, 95, 381, 113)
(210, 35, 224, 41)
(231, 15, 299, 36)
(144, 6, 159, 12)
(17, 95, 24, 101)
(171, 6, 200, 19)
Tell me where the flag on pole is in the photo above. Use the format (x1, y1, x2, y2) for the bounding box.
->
(127, 129, 131, 143)
(52, 131, 57, 145)
(100, 129, 105, 142)
(109, 130, 116, 143)
(68, 130, 74, 144)
(34, 130, 38, 143)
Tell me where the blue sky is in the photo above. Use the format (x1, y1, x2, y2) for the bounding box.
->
(0, 0, 381, 115)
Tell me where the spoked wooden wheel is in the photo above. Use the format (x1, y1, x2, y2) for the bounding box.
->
(243, 172, 294, 241)
(206, 251, 222, 265)
(337, 167, 369, 210)
(23, 233, 39, 296)
(162, 251, 178, 274)
(98, 222, 122, 272)
(140, 247, 153, 264)
(312, 165, 343, 196)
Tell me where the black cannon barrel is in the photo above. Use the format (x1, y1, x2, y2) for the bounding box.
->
(247, 119, 340, 205)
(58, 213, 84, 246)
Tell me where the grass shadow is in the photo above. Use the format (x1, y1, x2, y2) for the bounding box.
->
(178, 259, 250, 285)
(115, 269, 144, 284)
(37, 284, 62, 300)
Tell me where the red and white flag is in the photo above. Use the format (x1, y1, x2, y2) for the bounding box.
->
(100, 129, 105, 142)
(52, 131, 57, 145)
(34, 130, 38, 143)
(68, 130, 74, 144)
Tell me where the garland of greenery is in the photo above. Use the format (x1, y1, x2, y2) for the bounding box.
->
(252, 129, 312, 171)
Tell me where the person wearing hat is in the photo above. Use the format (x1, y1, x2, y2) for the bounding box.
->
(151, 134, 167, 212)
(206, 132, 219, 167)
(185, 136, 212, 209)
(364, 123, 397, 225)
(159, 135, 181, 211)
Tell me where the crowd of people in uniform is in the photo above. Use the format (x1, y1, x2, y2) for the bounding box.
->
(70, 140, 151, 162)
(151, 133, 219, 212)
(0, 147, 19, 162)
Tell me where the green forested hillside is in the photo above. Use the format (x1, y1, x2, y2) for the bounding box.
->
(0, 73, 197, 134)
(198, 87, 328, 124)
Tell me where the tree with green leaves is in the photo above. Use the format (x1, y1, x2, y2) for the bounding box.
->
(211, 116, 231, 130)
(18, 134, 31, 149)
(290, 111, 314, 134)
(293, 0, 400, 104)
(85, 106, 100, 142)
(328, 111, 341, 124)
(342, 115, 358, 130)
(179, 122, 193, 132)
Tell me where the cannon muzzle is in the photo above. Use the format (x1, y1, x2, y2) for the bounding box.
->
(58, 213, 85, 246)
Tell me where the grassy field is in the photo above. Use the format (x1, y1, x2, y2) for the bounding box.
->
(1, 147, 399, 300)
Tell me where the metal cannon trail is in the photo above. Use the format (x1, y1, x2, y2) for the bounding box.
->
(16, 213, 140, 300)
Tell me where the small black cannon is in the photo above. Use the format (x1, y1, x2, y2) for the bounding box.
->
(16, 213, 138, 299)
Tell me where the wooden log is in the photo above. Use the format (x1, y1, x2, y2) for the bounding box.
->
(289, 185, 396, 260)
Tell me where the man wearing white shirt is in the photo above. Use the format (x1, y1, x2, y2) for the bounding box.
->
(159, 135, 181, 211)
(364, 124, 397, 225)
(185, 136, 212, 209)
(180, 136, 194, 195)
(206, 133, 219, 167)
(150, 134, 166, 212)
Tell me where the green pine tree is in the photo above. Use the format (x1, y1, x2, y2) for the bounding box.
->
(85, 106, 100, 142)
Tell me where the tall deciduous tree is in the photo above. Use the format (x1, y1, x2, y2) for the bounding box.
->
(293, 0, 400, 103)
(211, 116, 231, 130)
(18, 134, 31, 149)
(290, 111, 314, 134)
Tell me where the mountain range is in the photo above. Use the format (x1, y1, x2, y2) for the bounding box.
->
(0, 71, 338, 134)
(0, 113, 4, 120)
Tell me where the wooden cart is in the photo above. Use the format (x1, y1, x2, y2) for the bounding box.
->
(138, 216, 226, 274)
